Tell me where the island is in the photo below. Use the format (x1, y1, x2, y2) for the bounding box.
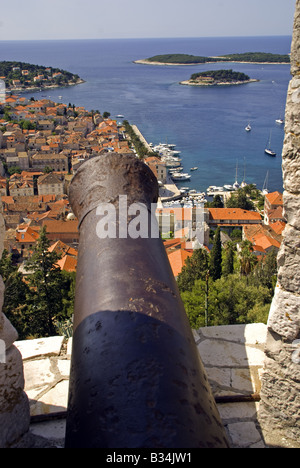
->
(134, 52, 290, 66)
(180, 69, 258, 87)
(0, 61, 85, 92)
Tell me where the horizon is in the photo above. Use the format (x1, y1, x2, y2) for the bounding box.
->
(0, 34, 293, 43)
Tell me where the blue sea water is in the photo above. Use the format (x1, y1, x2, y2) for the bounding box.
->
(0, 36, 292, 192)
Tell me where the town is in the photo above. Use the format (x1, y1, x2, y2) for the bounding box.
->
(0, 93, 285, 279)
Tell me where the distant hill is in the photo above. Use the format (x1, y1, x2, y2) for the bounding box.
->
(0, 61, 84, 91)
(134, 52, 290, 65)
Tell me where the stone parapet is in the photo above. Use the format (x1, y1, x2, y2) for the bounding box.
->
(0, 207, 30, 448)
(12, 324, 284, 449)
(258, 0, 300, 446)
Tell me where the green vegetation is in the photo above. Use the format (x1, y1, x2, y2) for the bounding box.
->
(144, 54, 213, 64)
(220, 52, 290, 63)
(226, 185, 265, 211)
(190, 69, 250, 83)
(142, 52, 290, 65)
(0, 60, 82, 90)
(178, 233, 278, 329)
(0, 227, 75, 339)
(123, 120, 158, 159)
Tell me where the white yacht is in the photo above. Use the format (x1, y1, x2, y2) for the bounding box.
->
(265, 132, 276, 156)
(171, 172, 191, 181)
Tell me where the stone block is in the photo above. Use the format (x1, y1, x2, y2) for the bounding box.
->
(15, 336, 64, 360)
(0, 346, 30, 448)
(277, 225, 300, 293)
(226, 421, 262, 448)
(267, 286, 300, 340)
(197, 339, 265, 368)
(0, 392, 30, 448)
(0, 313, 18, 350)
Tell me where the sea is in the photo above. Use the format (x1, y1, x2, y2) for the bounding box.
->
(0, 36, 293, 193)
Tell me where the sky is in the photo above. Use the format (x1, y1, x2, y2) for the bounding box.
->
(0, 0, 296, 41)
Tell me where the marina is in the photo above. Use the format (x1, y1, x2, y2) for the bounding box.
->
(136, 126, 260, 208)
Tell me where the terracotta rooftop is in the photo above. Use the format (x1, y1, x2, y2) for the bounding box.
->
(265, 191, 283, 206)
(209, 208, 262, 221)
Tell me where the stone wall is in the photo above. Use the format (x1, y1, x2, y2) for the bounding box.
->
(0, 204, 30, 447)
(258, 0, 300, 446)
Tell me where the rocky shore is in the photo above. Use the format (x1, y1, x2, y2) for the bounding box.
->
(6, 78, 85, 94)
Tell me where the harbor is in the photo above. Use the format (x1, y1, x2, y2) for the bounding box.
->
(135, 127, 249, 208)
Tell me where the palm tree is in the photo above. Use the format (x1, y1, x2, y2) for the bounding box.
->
(239, 240, 257, 276)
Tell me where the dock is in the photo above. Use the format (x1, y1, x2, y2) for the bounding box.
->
(131, 125, 153, 152)
(131, 125, 182, 202)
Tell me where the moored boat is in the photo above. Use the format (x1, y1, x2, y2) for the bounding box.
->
(171, 172, 191, 181)
(265, 131, 276, 156)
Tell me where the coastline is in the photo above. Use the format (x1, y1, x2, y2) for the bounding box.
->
(179, 78, 259, 87)
(6, 78, 85, 94)
(133, 60, 198, 66)
(133, 59, 290, 66)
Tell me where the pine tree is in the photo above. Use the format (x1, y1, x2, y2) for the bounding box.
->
(0, 249, 30, 336)
(25, 226, 63, 336)
(177, 247, 209, 292)
(209, 227, 222, 280)
(223, 241, 235, 276)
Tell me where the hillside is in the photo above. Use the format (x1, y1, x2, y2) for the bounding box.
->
(0, 61, 84, 91)
(134, 52, 290, 65)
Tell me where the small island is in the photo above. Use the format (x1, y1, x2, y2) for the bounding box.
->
(180, 69, 258, 87)
(0, 61, 85, 92)
(134, 52, 290, 66)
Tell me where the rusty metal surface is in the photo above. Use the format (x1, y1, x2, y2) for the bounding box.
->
(65, 154, 229, 448)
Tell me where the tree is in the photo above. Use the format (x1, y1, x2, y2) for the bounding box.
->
(177, 247, 209, 292)
(209, 227, 222, 280)
(0, 249, 31, 339)
(226, 189, 255, 210)
(223, 241, 235, 276)
(207, 194, 223, 208)
(24, 226, 64, 336)
(253, 248, 278, 291)
(181, 273, 272, 329)
(239, 240, 258, 276)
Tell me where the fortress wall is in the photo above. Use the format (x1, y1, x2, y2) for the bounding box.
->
(258, 0, 300, 446)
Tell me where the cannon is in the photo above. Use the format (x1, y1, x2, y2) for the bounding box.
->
(65, 153, 229, 448)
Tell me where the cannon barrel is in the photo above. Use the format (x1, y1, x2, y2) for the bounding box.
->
(65, 153, 229, 448)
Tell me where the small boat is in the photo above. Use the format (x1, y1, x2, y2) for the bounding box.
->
(245, 123, 251, 132)
(276, 118, 284, 125)
(265, 132, 276, 157)
(171, 173, 191, 181)
(116, 114, 124, 118)
(190, 167, 198, 171)
(265, 148, 276, 156)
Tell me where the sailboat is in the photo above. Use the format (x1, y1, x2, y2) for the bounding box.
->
(276, 108, 284, 125)
(245, 123, 251, 132)
(233, 161, 240, 190)
(262, 171, 269, 195)
(240, 158, 247, 188)
(265, 132, 276, 157)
